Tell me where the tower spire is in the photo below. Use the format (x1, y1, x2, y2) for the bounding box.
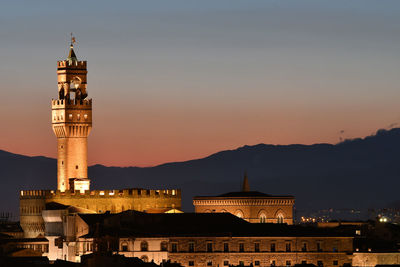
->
(242, 171, 250, 192)
(67, 33, 77, 63)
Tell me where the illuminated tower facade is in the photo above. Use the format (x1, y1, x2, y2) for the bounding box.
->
(52, 43, 92, 192)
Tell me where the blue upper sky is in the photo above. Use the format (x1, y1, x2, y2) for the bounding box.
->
(1, 0, 400, 166)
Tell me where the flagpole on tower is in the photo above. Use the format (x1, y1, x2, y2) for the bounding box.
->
(70, 32, 76, 46)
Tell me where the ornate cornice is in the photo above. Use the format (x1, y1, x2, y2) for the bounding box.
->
(193, 198, 295, 206)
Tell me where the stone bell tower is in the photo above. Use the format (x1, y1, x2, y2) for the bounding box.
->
(52, 40, 92, 192)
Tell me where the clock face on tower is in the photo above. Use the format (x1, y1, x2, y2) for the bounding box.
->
(72, 77, 81, 89)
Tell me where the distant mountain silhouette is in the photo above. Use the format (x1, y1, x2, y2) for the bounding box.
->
(1, 128, 400, 219)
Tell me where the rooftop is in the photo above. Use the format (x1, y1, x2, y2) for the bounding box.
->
(79, 211, 353, 238)
(194, 173, 294, 199)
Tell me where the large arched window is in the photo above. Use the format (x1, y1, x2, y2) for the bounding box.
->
(141, 241, 148, 251)
(235, 210, 244, 219)
(277, 214, 284, 224)
(259, 213, 267, 223)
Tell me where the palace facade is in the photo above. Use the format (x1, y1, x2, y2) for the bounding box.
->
(44, 209, 354, 266)
(193, 175, 295, 224)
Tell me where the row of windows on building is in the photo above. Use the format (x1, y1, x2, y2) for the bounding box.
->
(17, 244, 49, 253)
(185, 259, 339, 267)
(232, 211, 284, 224)
(53, 113, 88, 121)
(124, 241, 338, 253)
(171, 242, 337, 253)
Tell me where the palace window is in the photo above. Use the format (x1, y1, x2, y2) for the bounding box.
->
(207, 261, 213, 266)
(236, 210, 244, 218)
(189, 242, 195, 252)
(140, 241, 148, 251)
(317, 261, 323, 267)
(286, 260, 291, 266)
(302, 242, 307, 252)
(255, 261, 260, 266)
(224, 261, 229, 266)
(121, 242, 128, 252)
(270, 243, 276, 252)
(333, 242, 338, 252)
(239, 242, 244, 252)
(333, 261, 338, 266)
(277, 214, 284, 224)
(171, 243, 177, 252)
(317, 242, 322, 252)
(160, 241, 168, 251)
(207, 242, 213, 252)
(255, 242, 260, 252)
(189, 261, 194, 266)
(239, 261, 244, 266)
(286, 242, 291, 252)
(224, 242, 229, 252)
(302, 261, 307, 265)
(271, 260, 276, 267)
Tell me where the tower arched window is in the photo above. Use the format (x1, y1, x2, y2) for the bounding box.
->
(277, 214, 284, 224)
(141, 241, 148, 251)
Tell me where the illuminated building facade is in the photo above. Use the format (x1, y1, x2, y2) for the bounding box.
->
(58, 211, 354, 266)
(193, 174, 295, 224)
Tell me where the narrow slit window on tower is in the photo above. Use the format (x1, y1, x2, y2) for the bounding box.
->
(84, 114, 88, 120)
(76, 165, 78, 169)
(69, 114, 73, 119)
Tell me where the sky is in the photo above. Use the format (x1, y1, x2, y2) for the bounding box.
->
(1, 0, 400, 166)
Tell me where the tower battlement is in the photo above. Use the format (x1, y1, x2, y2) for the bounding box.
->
(51, 99, 92, 108)
(20, 189, 181, 199)
(57, 60, 87, 69)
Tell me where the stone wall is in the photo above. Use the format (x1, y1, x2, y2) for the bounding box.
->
(352, 252, 400, 267)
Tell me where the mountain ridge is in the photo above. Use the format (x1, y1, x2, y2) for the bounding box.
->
(1, 127, 399, 219)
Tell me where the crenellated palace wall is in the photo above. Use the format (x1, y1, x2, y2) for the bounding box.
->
(20, 188, 181, 238)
